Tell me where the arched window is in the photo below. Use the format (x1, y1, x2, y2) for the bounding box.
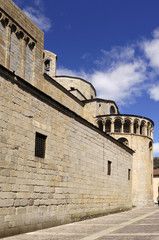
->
(114, 119, 122, 133)
(118, 137, 129, 146)
(105, 119, 111, 132)
(44, 59, 50, 74)
(98, 120, 103, 131)
(134, 119, 139, 134)
(140, 120, 145, 135)
(110, 106, 115, 114)
(124, 119, 131, 133)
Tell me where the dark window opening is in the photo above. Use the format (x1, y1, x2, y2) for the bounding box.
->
(110, 106, 115, 114)
(108, 161, 112, 175)
(44, 59, 50, 74)
(35, 132, 47, 158)
(106, 119, 111, 132)
(128, 169, 131, 180)
(118, 137, 129, 146)
(134, 120, 138, 134)
(124, 120, 130, 133)
(98, 120, 103, 131)
(70, 87, 75, 90)
(114, 119, 122, 132)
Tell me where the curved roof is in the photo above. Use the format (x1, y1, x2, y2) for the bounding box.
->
(83, 98, 120, 113)
(55, 75, 96, 96)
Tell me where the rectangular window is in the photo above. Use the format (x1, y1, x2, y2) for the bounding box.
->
(128, 169, 131, 180)
(35, 132, 47, 158)
(107, 161, 112, 175)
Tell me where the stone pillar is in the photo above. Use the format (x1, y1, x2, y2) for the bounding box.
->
(136, 121, 140, 134)
(130, 120, 133, 133)
(111, 119, 114, 133)
(21, 35, 26, 79)
(121, 119, 124, 133)
(5, 21, 11, 69)
(102, 120, 106, 133)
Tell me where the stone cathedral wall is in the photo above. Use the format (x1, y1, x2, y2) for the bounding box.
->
(0, 66, 133, 237)
(0, 0, 44, 85)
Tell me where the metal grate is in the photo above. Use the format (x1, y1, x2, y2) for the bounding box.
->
(35, 132, 47, 158)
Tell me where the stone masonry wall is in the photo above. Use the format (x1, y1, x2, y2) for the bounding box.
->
(0, 69, 133, 237)
(0, 0, 44, 85)
(111, 133, 153, 207)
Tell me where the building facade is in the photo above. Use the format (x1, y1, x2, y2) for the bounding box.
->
(0, 0, 154, 237)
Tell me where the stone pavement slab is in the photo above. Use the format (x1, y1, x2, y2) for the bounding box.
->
(2, 206, 159, 240)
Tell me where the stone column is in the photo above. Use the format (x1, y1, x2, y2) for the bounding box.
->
(20, 35, 26, 79)
(121, 119, 124, 133)
(110, 119, 114, 133)
(136, 121, 140, 134)
(102, 120, 106, 133)
(5, 21, 11, 69)
(130, 120, 133, 133)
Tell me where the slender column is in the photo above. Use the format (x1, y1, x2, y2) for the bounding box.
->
(5, 22, 11, 69)
(21, 36, 26, 78)
(121, 119, 124, 133)
(147, 127, 150, 137)
(102, 120, 106, 132)
(130, 120, 133, 133)
(136, 121, 140, 134)
(143, 123, 147, 136)
(111, 119, 114, 133)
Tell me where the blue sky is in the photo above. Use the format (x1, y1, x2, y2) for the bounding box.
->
(13, 0, 159, 156)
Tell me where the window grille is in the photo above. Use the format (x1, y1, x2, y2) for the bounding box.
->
(35, 132, 47, 158)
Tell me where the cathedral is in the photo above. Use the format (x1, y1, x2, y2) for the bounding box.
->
(0, 0, 154, 237)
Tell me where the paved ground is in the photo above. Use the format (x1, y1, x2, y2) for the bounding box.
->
(2, 205, 159, 240)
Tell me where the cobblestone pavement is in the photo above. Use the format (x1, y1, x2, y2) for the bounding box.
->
(2, 206, 159, 240)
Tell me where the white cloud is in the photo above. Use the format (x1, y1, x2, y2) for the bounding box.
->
(57, 26, 159, 105)
(90, 61, 146, 104)
(149, 84, 159, 101)
(152, 27, 159, 39)
(143, 39, 159, 70)
(23, 7, 52, 32)
(57, 59, 147, 105)
(154, 143, 159, 155)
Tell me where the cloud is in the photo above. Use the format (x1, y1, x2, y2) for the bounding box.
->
(57, 27, 159, 105)
(149, 84, 159, 101)
(143, 39, 159, 70)
(57, 45, 147, 105)
(90, 61, 146, 104)
(154, 143, 159, 155)
(23, 7, 52, 32)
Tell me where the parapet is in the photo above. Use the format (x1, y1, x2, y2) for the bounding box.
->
(96, 114, 154, 139)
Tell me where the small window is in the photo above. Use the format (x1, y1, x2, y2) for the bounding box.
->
(128, 169, 131, 180)
(108, 161, 112, 175)
(44, 59, 50, 74)
(35, 132, 47, 158)
(110, 106, 115, 114)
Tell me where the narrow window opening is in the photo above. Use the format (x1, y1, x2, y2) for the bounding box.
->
(35, 132, 47, 158)
(98, 120, 103, 131)
(110, 106, 115, 114)
(108, 161, 112, 175)
(44, 59, 50, 75)
(128, 169, 131, 180)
